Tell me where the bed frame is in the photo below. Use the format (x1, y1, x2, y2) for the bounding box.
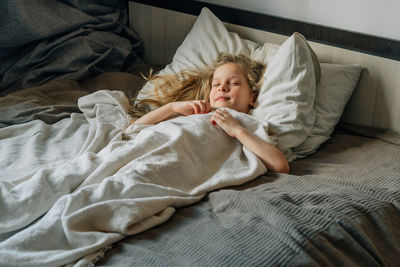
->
(128, 0, 400, 133)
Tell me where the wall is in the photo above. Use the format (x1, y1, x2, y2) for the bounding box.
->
(195, 0, 400, 40)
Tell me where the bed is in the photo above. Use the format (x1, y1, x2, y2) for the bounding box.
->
(1, 0, 400, 266)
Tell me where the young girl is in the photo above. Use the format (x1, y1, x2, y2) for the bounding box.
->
(132, 53, 289, 174)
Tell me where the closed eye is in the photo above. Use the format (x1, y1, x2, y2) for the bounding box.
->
(230, 81, 241, 85)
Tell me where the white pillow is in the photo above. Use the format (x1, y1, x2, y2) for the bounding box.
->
(250, 33, 320, 160)
(137, 7, 279, 100)
(291, 63, 362, 160)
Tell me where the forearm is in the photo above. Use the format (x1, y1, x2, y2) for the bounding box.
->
(235, 128, 289, 174)
(134, 103, 174, 124)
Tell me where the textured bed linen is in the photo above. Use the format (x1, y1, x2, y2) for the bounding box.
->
(0, 71, 146, 128)
(1, 78, 399, 266)
(0, 90, 271, 266)
(0, 0, 144, 96)
(96, 124, 400, 266)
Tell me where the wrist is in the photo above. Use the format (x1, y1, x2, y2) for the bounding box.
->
(166, 102, 176, 114)
(233, 126, 248, 139)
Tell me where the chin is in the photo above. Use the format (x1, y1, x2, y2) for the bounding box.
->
(212, 102, 226, 108)
(214, 104, 230, 109)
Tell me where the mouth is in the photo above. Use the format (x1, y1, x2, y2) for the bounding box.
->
(215, 96, 230, 101)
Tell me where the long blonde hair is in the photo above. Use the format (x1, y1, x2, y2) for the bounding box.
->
(131, 53, 266, 119)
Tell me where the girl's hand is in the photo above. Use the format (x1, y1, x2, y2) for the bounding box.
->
(211, 109, 289, 173)
(171, 100, 211, 116)
(210, 109, 244, 138)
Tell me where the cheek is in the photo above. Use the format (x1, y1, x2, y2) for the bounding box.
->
(237, 90, 253, 105)
(209, 89, 218, 99)
(231, 89, 244, 100)
(209, 91, 215, 104)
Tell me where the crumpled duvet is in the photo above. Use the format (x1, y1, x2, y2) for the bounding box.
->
(0, 90, 272, 266)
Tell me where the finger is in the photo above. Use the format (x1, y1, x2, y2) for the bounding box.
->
(212, 114, 226, 126)
(203, 101, 211, 113)
(210, 113, 218, 125)
(192, 102, 200, 114)
(203, 101, 210, 113)
(215, 109, 227, 118)
(198, 101, 205, 113)
(214, 111, 227, 121)
(198, 100, 209, 114)
(218, 108, 229, 115)
(218, 109, 233, 120)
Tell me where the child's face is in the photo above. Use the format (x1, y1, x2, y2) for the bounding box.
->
(209, 63, 256, 113)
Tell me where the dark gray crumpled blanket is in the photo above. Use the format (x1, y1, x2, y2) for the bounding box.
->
(0, 0, 144, 95)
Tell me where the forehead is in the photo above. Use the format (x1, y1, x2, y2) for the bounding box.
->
(212, 63, 245, 79)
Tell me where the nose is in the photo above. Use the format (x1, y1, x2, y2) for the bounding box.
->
(218, 82, 229, 91)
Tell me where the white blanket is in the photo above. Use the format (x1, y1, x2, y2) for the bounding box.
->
(0, 90, 272, 266)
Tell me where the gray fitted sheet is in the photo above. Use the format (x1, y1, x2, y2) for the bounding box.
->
(96, 124, 400, 266)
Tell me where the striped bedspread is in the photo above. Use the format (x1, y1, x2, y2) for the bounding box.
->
(97, 124, 400, 266)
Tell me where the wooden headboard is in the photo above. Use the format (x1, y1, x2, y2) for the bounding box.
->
(128, 0, 400, 133)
